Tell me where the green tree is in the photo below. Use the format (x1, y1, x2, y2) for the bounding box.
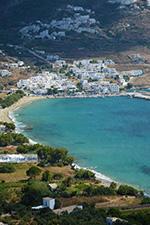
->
(107, 208, 122, 217)
(13, 133, 29, 144)
(51, 147, 68, 163)
(75, 169, 95, 179)
(0, 164, 16, 173)
(66, 72, 71, 79)
(110, 182, 117, 189)
(76, 82, 83, 92)
(47, 88, 53, 95)
(63, 176, 72, 187)
(126, 83, 133, 89)
(117, 185, 138, 196)
(26, 166, 41, 179)
(141, 197, 150, 204)
(0, 133, 14, 146)
(53, 88, 58, 94)
(42, 170, 52, 182)
(53, 172, 63, 180)
(65, 156, 74, 165)
(21, 180, 52, 206)
(5, 122, 15, 130)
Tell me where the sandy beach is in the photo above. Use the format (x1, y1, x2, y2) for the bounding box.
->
(0, 96, 48, 123)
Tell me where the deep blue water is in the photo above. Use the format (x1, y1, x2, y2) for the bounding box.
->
(14, 96, 150, 190)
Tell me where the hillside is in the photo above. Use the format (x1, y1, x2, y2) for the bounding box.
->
(0, 0, 150, 58)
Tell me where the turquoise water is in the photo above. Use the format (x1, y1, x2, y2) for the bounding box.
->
(14, 97, 150, 190)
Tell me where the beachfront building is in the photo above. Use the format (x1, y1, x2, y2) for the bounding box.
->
(0, 154, 38, 164)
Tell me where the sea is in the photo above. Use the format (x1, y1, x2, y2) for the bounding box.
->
(12, 96, 150, 192)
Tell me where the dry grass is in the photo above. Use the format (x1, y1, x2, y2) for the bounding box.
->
(96, 196, 141, 208)
(0, 163, 75, 183)
(59, 195, 141, 208)
(60, 196, 108, 207)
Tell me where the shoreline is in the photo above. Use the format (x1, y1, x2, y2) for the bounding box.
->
(0, 95, 49, 123)
(0, 95, 117, 186)
(0, 93, 150, 192)
(0, 90, 150, 124)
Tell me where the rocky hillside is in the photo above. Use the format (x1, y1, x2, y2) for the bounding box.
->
(0, 0, 150, 58)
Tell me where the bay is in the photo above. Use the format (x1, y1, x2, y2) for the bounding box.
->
(14, 96, 150, 191)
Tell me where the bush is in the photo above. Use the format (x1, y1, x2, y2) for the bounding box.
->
(0, 133, 29, 146)
(60, 191, 70, 198)
(141, 197, 150, 204)
(26, 166, 41, 179)
(117, 185, 138, 196)
(75, 169, 95, 179)
(4, 122, 15, 130)
(107, 208, 122, 217)
(53, 173, 63, 180)
(0, 164, 16, 173)
(42, 170, 52, 182)
(1, 91, 24, 108)
(54, 199, 61, 209)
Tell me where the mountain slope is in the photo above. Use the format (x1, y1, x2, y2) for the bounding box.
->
(0, 0, 150, 58)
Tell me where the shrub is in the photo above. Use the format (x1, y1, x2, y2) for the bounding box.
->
(53, 173, 63, 180)
(117, 185, 138, 196)
(141, 197, 150, 204)
(75, 169, 95, 179)
(42, 170, 52, 182)
(26, 166, 41, 179)
(107, 208, 122, 217)
(54, 199, 61, 209)
(60, 191, 70, 198)
(0, 164, 16, 173)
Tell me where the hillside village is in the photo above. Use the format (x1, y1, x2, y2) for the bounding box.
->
(0, 47, 145, 98)
(19, 5, 99, 41)
(16, 58, 143, 97)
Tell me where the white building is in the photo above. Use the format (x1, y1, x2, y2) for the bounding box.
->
(0, 125, 5, 133)
(32, 197, 55, 210)
(43, 197, 55, 210)
(106, 217, 127, 225)
(109, 84, 119, 93)
(0, 70, 12, 77)
(18, 61, 24, 67)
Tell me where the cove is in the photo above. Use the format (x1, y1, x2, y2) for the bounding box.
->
(14, 96, 150, 191)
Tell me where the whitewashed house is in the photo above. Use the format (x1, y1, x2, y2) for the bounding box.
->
(43, 197, 55, 210)
(106, 217, 127, 225)
(32, 197, 55, 210)
(0, 70, 12, 77)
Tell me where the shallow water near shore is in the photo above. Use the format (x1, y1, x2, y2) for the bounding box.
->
(14, 96, 150, 191)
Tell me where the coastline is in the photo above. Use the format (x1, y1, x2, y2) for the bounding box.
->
(0, 95, 49, 123)
(1, 93, 150, 192)
(0, 90, 150, 124)
(0, 95, 116, 186)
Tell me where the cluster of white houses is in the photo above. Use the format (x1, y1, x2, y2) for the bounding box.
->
(17, 71, 77, 95)
(17, 58, 143, 96)
(0, 61, 25, 77)
(19, 5, 98, 40)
